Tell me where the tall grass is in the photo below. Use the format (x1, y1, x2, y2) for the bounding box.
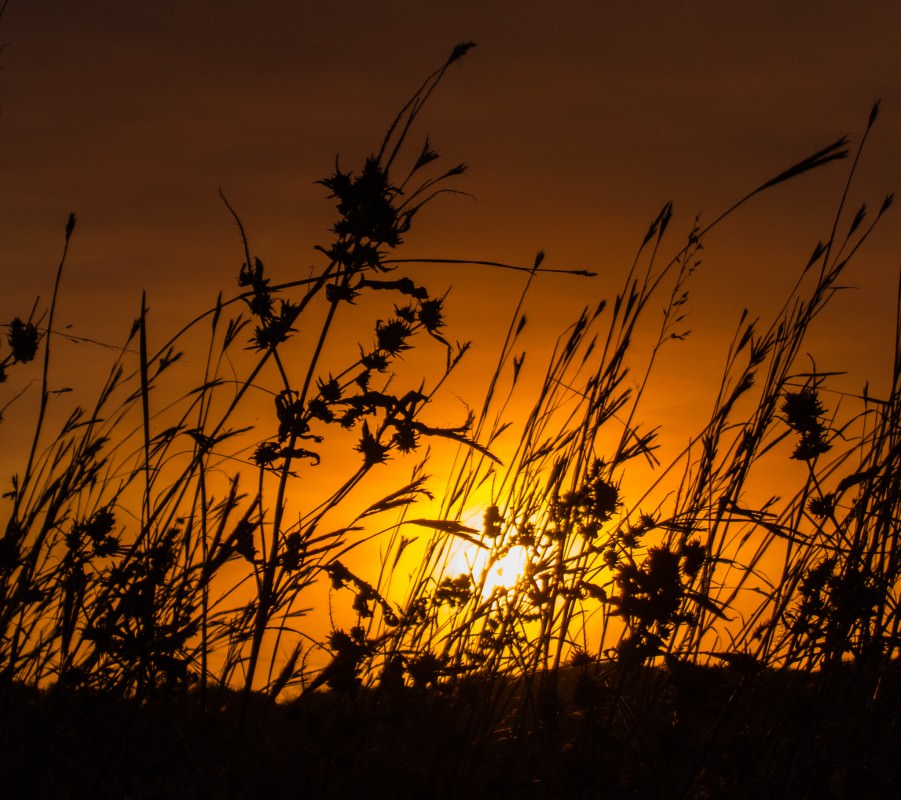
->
(2, 43, 900, 797)
(374, 105, 897, 691)
(0, 42, 498, 702)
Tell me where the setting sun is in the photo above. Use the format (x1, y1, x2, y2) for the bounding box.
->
(444, 530, 531, 597)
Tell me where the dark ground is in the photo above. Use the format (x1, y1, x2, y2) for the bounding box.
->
(3, 662, 900, 799)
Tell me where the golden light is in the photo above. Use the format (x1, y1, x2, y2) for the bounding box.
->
(442, 507, 532, 597)
(482, 545, 530, 594)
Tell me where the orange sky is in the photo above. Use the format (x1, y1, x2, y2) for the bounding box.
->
(2, 0, 901, 470)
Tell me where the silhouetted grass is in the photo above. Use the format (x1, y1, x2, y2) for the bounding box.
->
(2, 45, 900, 798)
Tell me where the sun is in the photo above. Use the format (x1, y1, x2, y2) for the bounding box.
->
(443, 508, 531, 597)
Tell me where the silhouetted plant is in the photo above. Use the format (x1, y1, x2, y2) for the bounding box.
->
(0, 45, 491, 701)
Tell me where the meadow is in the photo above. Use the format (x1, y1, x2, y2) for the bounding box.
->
(2, 44, 900, 798)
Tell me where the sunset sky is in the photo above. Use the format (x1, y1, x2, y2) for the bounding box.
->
(2, 1, 901, 463)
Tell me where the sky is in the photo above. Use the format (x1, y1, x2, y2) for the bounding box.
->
(2, 0, 901, 473)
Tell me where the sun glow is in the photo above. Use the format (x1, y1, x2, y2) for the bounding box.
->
(442, 507, 532, 597)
